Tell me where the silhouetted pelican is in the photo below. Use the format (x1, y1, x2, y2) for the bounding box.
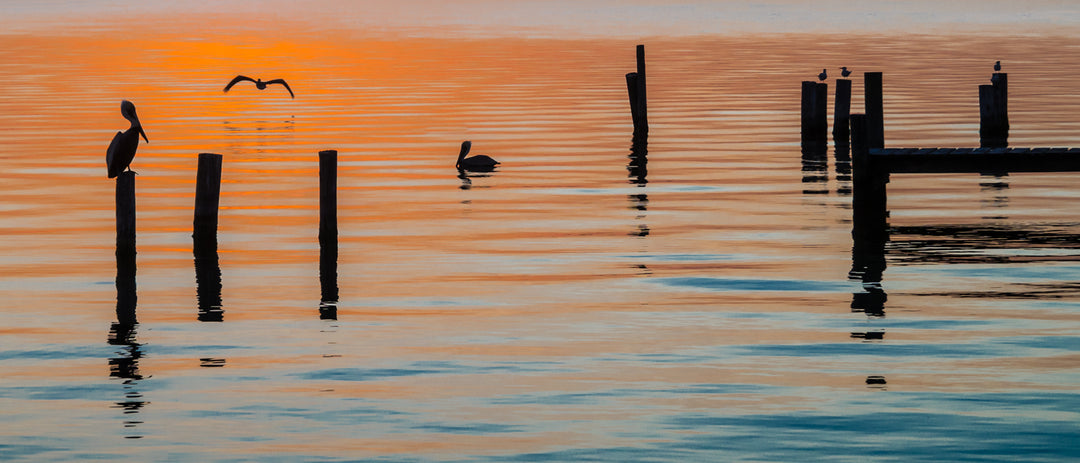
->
(456, 141, 498, 172)
(223, 75, 294, 98)
(994, 60, 1001, 72)
(840, 66, 852, 78)
(818, 68, 827, 82)
(106, 100, 148, 178)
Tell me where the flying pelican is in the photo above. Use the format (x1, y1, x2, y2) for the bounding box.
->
(994, 60, 1001, 72)
(818, 68, 827, 82)
(106, 100, 148, 178)
(456, 141, 498, 172)
(223, 75, 294, 98)
(840, 66, 852, 78)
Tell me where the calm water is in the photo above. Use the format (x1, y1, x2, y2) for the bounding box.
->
(2, 3, 1080, 462)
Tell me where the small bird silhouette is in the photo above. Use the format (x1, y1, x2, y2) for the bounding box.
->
(818, 68, 827, 82)
(994, 60, 1002, 72)
(455, 141, 499, 172)
(840, 66, 852, 78)
(106, 100, 148, 178)
(223, 75, 294, 98)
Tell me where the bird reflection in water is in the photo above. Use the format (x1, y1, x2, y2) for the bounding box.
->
(109, 241, 147, 439)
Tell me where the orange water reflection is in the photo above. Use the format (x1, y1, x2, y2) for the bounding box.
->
(4, 13, 1080, 461)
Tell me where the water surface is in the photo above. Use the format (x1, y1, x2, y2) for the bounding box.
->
(1, 3, 1080, 461)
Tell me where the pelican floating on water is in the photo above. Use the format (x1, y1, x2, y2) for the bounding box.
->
(456, 141, 498, 172)
(106, 100, 148, 178)
(223, 75, 294, 98)
(818, 68, 827, 82)
(840, 66, 852, 78)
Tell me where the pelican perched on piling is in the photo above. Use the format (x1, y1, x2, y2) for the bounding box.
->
(456, 141, 498, 172)
(994, 60, 1002, 72)
(106, 100, 148, 178)
(840, 66, 852, 78)
(818, 68, 827, 82)
(223, 75, 295, 98)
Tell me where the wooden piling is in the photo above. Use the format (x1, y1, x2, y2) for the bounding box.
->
(319, 150, 338, 242)
(193, 153, 223, 238)
(850, 114, 888, 247)
(833, 78, 852, 145)
(625, 44, 648, 136)
(864, 72, 884, 149)
(115, 171, 136, 253)
(801, 81, 828, 145)
(980, 73, 1008, 147)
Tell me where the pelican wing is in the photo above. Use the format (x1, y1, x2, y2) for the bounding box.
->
(106, 131, 123, 178)
(266, 79, 295, 98)
(223, 75, 256, 93)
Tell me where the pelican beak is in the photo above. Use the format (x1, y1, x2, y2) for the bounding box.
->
(139, 126, 149, 143)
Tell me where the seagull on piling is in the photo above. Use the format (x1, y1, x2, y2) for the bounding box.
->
(455, 141, 499, 172)
(223, 75, 295, 98)
(106, 100, 148, 178)
(840, 66, 852, 78)
(818, 68, 827, 82)
(994, 60, 1001, 72)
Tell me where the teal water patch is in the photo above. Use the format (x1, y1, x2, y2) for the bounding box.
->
(657, 277, 858, 293)
(296, 361, 564, 382)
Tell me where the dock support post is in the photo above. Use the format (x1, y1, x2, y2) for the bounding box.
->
(864, 72, 884, 149)
(851, 114, 889, 255)
(116, 171, 137, 255)
(625, 44, 648, 136)
(980, 73, 1009, 147)
(833, 78, 852, 149)
(193, 153, 223, 238)
(801, 81, 828, 146)
(319, 149, 339, 319)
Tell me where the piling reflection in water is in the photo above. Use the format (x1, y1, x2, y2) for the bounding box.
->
(801, 141, 829, 195)
(628, 134, 649, 237)
(109, 240, 146, 439)
(194, 233, 224, 322)
(319, 232, 338, 320)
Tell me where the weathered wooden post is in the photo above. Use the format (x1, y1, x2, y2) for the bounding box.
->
(801, 81, 828, 146)
(851, 114, 889, 249)
(833, 78, 852, 148)
(115, 171, 136, 253)
(319, 150, 337, 242)
(625, 44, 648, 136)
(864, 72, 884, 149)
(193, 153, 223, 238)
(319, 149, 339, 319)
(980, 73, 1009, 147)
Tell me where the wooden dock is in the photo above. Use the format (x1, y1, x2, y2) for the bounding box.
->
(866, 147, 1080, 174)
